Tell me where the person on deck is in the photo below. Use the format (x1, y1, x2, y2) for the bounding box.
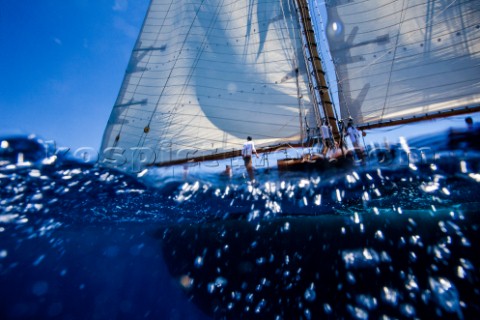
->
(347, 121, 364, 161)
(242, 136, 259, 180)
(320, 122, 334, 155)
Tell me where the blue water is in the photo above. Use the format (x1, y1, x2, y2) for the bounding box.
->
(0, 132, 479, 319)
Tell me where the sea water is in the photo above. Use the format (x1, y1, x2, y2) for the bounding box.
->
(0, 132, 479, 319)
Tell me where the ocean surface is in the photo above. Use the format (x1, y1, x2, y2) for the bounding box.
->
(0, 130, 479, 319)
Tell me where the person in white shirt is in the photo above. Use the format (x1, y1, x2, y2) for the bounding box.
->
(346, 121, 364, 161)
(242, 136, 259, 180)
(347, 122, 360, 148)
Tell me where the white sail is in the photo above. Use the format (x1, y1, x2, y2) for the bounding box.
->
(325, 0, 480, 127)
(101, 0, 316, 166)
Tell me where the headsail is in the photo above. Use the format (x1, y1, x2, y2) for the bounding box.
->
(101, 0, 319, 166)
(325, 0, 480, 128)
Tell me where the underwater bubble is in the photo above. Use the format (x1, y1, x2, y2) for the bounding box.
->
(356, 294, 377, 310)
(255, 299, 266, 313)
(460, 237, 471, 247)
(381, 287, 399, 306)
(405, 274, 419, 291)
(362, 191, 370, 201)
(323, 303, 332, 314)
(456, 266, 466, 279)
(194, 256, 204, 268)
(353, 212, 360, 224)
(304, 308, 312, 320)
(429, 277, 462, 315)
(432, 243, 451, 261)
(33, 255, 45, 266)
(346, 174, 356, 184)
(347, 305, 368, 320)
(420, 182, 439, 193)
(346, 272, 356, 284)
(0, 250, 7, 258)
(468, 173, 480, 182)
(336, 189, 342, 202)
(214, 277, 227, 288)
(409, 251, 417, 262)
(374, 230, 384, 240)
(304, 283, 316, 302)
(409, 235, 423, 247)
(459, 258, 474, 270)
(207, 283, 215, 293)
(400, 303, 416, 318)
(381, 251, 392, 263)
(342, 248, 380, 269)
(0, 214, 19, 223)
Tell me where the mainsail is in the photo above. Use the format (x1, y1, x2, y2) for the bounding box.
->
(324, 0, 480, 128)
(101, 0, 324, 166)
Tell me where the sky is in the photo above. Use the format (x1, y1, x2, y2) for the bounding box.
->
(0, 0, 149, 151)
(0, 0, 477, 155)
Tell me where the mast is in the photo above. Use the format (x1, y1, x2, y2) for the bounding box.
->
(295, 0, 340, 140)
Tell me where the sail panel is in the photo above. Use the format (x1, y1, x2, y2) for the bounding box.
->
(101, 0, 314, 166)
(325, 0, 480, 127)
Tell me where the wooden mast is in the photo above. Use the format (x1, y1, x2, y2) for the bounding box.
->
(295, 0, 340, 140)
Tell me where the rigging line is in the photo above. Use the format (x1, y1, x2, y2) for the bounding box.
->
(116, 0, 176, 142)
(280, 0, 306, 141)
(153, 0, 228, 151)
(335, 0, 461, 87)
(137, 0, 209, 150)
(380, 0, 414, 121)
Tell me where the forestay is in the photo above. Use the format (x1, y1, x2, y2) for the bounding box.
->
(101, 0, 316, 166)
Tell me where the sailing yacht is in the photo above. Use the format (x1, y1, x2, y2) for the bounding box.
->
(100, 0, 480, 173)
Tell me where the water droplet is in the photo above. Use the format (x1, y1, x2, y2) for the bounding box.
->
(323, 303, 332, 314)
(356, 294, 377, 310)
(347, 304, 368, 320)
(194, 256, 204, 268)
(304, 283, 316, 302)
(400, 303, 416, 317)
(429, 277, 462, 315)
(381, 287, 399, 306)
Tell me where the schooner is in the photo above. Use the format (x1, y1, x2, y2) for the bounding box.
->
(100, 0, 480, 171)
